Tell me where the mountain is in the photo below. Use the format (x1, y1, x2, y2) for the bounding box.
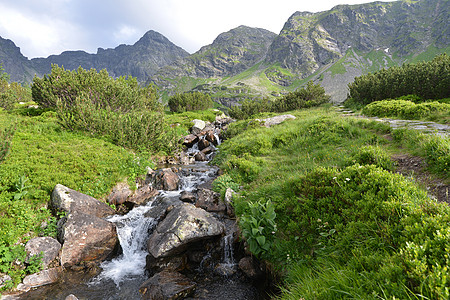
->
(0, 30, 189, 83)
(153, 0, 450, 103)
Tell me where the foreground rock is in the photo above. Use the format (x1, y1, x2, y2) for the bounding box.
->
(51, 184, 115, 218)
(17, 267, 63, 291)
(196, 188, 226, 213)
(25, 237, 61, 269)
(60, 213, 118, 268)
(139, 270, 196, 300)
(147, 203, 224, 258)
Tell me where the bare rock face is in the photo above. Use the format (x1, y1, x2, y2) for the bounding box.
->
(60, 213, 118, 268)
(51, 184, 115, 218)
(147, 203, 224, 258)
(195, 188, 226, 213)
(25, 237, 61, 269)
(146, 168, 180, 191)
(139, 270, 196, 300)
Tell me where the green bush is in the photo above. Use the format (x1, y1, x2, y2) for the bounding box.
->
(32, 65, 160, 112)
(168, 91, 213, 113)
(212, 174, 240, 197)
(229, 81, 330, 120)
(347, 145, 395, 171)
(362, 99, 450, 120)
(348, 54, 450, 105)
(0, 123, 15, 164)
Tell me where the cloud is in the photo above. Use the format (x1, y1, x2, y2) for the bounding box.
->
(0, 0, 395, 58)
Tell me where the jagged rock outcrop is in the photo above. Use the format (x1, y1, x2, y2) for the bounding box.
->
(1, 30, 189, 83)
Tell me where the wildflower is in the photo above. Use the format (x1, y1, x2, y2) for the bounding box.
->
(345, 177, 350, 181)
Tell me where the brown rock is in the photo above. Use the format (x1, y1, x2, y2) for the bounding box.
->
(182, 134, 199, 148)
(146, 168, 180, 191)
(107, 182, 132, 205)
(127, 185, 159, 206)
(194, 152, 207, 162)
(205, 131, 218, 145)
(139, 270, 196, 300)
(60, 213, 118, 268)
(22, 267, 63, 288)
(238, 256, 263, 280)
(197, 138, 210, 150)
(180, 191, 196, 203)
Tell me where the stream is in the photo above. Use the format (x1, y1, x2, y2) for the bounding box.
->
(14, 124, 267, 300)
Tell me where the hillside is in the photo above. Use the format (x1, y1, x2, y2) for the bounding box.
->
(153, 0, 450, 103)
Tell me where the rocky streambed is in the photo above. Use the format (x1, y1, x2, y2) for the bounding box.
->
(3, 116, 271, 300)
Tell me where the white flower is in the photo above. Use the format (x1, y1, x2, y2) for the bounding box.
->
(345, 178, 350, 181)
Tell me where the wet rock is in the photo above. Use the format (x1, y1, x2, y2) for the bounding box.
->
(191, 119, 206, 135)
(127, 185, 159, 206)
(147, 203, 224, 258)
(205, 131, 218, 145)
(60, 213, 118, 268)
(144, 197, 182, 222)
(201, 146, 214, 155)
(215, 263, 238, 276)
(180, 191, 196, 203)
(196, 188, 226, 213)
(25, 237, 61, 269)
(239, 256, 263, 280)
(194, 151, 207, 162)
(182, 134, 199, 147)
(197, 138, 210, 150)
(51, 184, 115, 218)
(146, 254, 188, 273)
(21, 267, 63, 288)
(107, 182, 132, 206)
(139, 270, 196, 300)
(146, 168, 180, 191)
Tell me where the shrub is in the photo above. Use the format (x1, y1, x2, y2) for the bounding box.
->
(362, 99, 450, 120)
(32, 65, 160, 112)
(347, 145, 395, 170)
(229, 81, 330, 120)
(348, 54, 450, 105)
(212, 174, 240, 197)
(168, 91, 213, 113)
(0, 123, 15, 164)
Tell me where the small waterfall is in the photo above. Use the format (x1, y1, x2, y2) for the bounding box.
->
(223, 233, 235, 265)
(92, 203, 156, 286)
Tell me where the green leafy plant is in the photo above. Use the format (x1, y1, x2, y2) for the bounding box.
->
(347, 145, 395, 171)
(240, 200, 277, 258)
(212, 174, 240, 197)
(13, 175, 32, 201)
(168, 91, 213, 112)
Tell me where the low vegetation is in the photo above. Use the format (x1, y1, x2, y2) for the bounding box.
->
(213, 107, 449, 299)
(168, 91, 213, 113)
(229, 81, 330, 119)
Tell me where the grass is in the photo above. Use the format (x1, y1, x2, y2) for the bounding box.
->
(213, 106, 450, 299)
(0, 108, 156, 288)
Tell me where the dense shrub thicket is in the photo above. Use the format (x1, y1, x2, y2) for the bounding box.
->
(229, 81, 330, 119)
(168, 91, 213, 113)
(32, 65, 177, 153)
(362, 99, 450, 120)
(0, 64, 32, 111)
(348, 54, 449, 105)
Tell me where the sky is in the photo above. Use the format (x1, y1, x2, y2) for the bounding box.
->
(0, 0, 395, 59)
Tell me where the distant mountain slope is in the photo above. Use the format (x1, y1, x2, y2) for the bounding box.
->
(153, 0, 450, 104)
(0, 36, 36, 83)
(0, 30, 189, 83)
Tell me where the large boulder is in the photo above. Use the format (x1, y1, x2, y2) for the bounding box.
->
(139, 270, 196, 300)
(60, 213, 118, 268)
(146, 168, 180, 191)
(25, 237, 61, 269)
(51, 184, 115, 218)
(147, 203, 224, 258)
